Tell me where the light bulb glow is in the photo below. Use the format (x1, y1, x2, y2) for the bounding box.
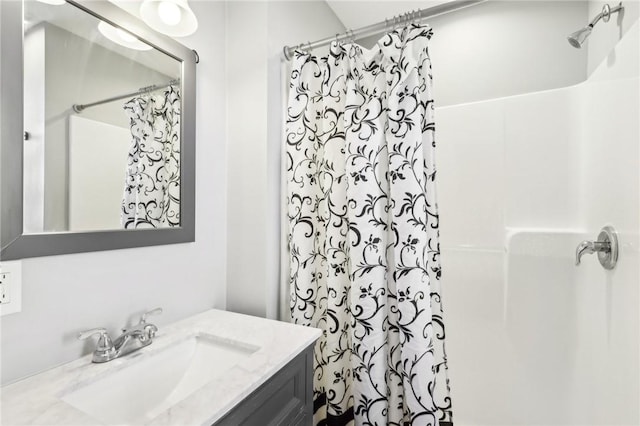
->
(97, 21, 152, 51)
(116, 28, 137, 43)
(140, 0, 198, 37)
(35, 0, 66, 5)
(157, 1, 182, 26)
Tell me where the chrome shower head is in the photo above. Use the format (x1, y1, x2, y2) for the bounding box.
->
(567, 25, 592, 49)
(567, 3, 623, 49)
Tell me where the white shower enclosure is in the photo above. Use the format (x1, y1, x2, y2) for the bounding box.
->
(437, 20, 639, 426)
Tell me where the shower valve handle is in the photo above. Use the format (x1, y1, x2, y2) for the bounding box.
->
(575, 226, 618, 270)
(575, 240, 610, 265)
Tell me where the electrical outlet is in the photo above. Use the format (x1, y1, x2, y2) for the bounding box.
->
(0, 260, 22, 316)
(0, 272, 11, 304)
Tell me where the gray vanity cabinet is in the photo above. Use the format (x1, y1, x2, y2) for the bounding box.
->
(213, 345, 314, 426)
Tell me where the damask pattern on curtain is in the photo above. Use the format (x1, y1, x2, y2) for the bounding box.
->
(286, 25, 452, 426)
(122, 85, 181, 229)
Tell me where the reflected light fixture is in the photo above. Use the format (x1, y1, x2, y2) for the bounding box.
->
(140, 0, 198, 37)
(98, 21, 152, 51)
(35, 0, 66, 5)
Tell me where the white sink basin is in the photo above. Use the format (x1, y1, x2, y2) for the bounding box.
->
(60, 334, 259, 425)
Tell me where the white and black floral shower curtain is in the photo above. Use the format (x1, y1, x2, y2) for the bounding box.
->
(122, 85, 181, 228)
(285, 25, 452, 426)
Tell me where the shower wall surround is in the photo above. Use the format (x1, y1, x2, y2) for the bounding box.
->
(437, 19, 639, 425)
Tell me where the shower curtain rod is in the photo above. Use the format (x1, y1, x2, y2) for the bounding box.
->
(72, 79, 180, 113)
(283, 0, 486, 60)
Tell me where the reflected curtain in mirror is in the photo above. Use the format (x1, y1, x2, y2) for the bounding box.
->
(122, 84, 181, 228)
(0, 0, 196, 260)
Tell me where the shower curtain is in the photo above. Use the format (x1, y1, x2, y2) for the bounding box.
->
(285, 24, 452, 426)
(122, 85, 181, 228)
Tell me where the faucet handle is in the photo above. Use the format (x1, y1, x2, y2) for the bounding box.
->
(140, 307, 163, 324)
(78, 327, 110, 341)
(78, 328, 116, 360)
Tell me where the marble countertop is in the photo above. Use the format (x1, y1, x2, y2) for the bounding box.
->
(1, 309, 321, 425)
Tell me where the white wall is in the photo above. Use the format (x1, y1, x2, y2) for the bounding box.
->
(225, 1, 344, 318)
(0, 1, 228, 385)
(68, 116, 130, 231)
(436, 81, 583, 426)
(437, 16, 639, 426)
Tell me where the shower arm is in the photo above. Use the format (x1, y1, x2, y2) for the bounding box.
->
(588, 3, 623, 28)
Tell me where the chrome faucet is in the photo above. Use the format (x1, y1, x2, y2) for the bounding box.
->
(575, 226, 618, 270)
(79, 308, 162, 363)
(575, 240, 610, 265)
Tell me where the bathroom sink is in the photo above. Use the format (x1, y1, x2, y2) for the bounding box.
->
(60, 334, 259, 425)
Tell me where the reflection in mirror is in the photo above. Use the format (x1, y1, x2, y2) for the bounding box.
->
(23, 0, 182, 234)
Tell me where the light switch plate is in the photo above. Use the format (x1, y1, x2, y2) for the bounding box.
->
(0, 260, 22, 316)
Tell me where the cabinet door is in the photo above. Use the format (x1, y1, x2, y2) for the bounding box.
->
(214, 346, 313, 426)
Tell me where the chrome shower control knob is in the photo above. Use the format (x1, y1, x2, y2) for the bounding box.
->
(575, 226, 618, 270)
(596, 226, 618, 270)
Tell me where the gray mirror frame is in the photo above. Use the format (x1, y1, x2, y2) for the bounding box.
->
(1, 0, 196, 260)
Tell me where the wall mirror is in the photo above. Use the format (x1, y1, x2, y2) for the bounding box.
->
(1, 0, 196, 260)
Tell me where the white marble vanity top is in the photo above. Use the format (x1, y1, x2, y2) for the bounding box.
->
(1, 309, 321, 425)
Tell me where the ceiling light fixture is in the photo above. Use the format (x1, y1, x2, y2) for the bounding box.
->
(157, 1, 182, 26)
(97, 21, 152, 51)
(140, 0, 198, 37)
